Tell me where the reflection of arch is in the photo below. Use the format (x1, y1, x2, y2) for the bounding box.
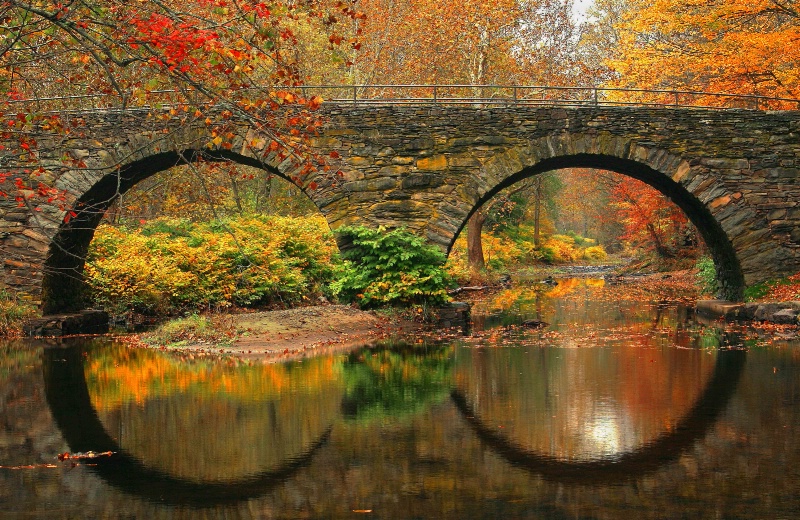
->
(41, 148, 320, 313)
(451, 152, 744, 300)
(451, 348, 746, 484)
(43, 344, 330, 507)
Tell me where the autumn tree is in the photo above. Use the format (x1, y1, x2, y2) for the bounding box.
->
(602, 173, 696, 259)
(106, 162, 318, 224)
(350, 0, 583, 93)
(585, 0, 800, 105)
(467, 179, 539, 271)
(0, 0, 360, 211)
(554, 168, 623, 249)
(575, 0, 626, 86)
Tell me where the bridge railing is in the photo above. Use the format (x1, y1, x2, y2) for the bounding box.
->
(7, 84, 800, 112)
(297, 84, 800, 111)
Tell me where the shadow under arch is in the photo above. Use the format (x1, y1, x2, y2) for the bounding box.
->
(452, 153, 745, 301)
(451, 348, 746, 484)
(42, 343, 332, 507)
(41, 149, 321, 314)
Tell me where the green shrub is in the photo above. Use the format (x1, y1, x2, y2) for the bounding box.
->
(140, 219, 193, 238)
(744, 279, 786, 301)
(537, 245, 556, 264)
(331, 226, 453, 308)
(696, 256, 718, 295)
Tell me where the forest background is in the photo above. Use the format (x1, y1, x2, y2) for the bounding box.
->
(1, 0, 799, 328)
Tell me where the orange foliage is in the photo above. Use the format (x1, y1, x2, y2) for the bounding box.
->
(608, 0, 800, 105)
(609, 176, 692, 258)
(2, 0, 358, 209)
(85, 344, 341, 411)
(353, 0, 579, 86)
(764, 273, 800, 301)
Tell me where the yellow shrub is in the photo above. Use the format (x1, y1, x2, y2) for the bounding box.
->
(542, 236, 580, 263)
(445, 232, 523, 283)
(583, 245, 608, 261)
(444, 235, 471, 283)
(550, 234, 576, 245)
(86, 215, 338, 315)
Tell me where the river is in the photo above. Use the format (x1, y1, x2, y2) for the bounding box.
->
(2, 277, 800, 518)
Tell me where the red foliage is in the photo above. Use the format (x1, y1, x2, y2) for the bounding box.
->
(1, 0, 359, 218)
(610, 177, 692, 258)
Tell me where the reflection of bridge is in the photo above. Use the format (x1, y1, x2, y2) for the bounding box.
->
(3, 99, 798, 309)
(451, 349, 746, 484)
(43, 342, 746, 505)
(42, 344, 332, 507)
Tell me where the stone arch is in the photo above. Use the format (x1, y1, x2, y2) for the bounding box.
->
(446, 134, 746, 300)
(41, 125, 328, 313)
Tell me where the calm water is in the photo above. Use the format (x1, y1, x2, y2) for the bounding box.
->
(2, 278, 800, 519)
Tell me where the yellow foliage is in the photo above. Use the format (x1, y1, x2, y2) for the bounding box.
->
(583, 245, 608, 261)
(445, 232, 524, 282)
(86, 343, 342, 411)
(549, 234, 576, 245)
(0, 290, 35, 337)
(607, 0, 800, 107)
(542, 236, 580, 263)
(86, 215, 338, 315)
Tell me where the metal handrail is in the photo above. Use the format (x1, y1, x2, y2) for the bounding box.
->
(297, 84, 800, 110)
(6, 84, 800, 111)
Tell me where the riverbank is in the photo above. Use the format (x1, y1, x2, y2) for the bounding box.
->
(128, 304, 421, 363)
(19, 267, 800, 357)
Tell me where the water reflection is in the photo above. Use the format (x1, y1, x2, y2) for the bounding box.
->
(340, 344, 454, 422)
(453, 345, 720, 459)
(42, 340, 339, 506)
(6, 279, 798, 516)
(451, 347, 746, 483)
(40, 326, 747, 503)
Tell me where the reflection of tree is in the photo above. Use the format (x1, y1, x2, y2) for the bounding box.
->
(80, 342, 344, 481)
(472, 277, 702, 341)
(340, 342, 455, 422)
(0, 341, 39, 380)
(85, 342, 340, 408)
(471, 285, 556, 330)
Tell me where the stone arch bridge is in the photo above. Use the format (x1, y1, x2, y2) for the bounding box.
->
(1, 104, 799, 312)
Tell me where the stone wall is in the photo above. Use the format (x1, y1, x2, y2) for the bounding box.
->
(1, 104, 798, 309)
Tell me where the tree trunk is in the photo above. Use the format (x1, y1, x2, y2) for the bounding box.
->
(467, 209, 487, 271)
(533, 177, 542, 246)
(256, 173, 272, 213)
(230, 176, 243, 215)
(646, 222, 675, 258)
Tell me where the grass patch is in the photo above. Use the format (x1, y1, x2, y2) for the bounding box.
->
(140, 313, 239, 347)
(0, 290, 35, 338)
